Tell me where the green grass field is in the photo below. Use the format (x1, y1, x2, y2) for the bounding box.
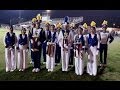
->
(0, 28, 120, 81)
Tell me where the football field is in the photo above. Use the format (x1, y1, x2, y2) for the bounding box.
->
(0, 28, 120, 81)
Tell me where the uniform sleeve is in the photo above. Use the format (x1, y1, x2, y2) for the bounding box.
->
(54, 32, 58, 43)
(58, 31, 63, 47)
(74, 35, 76, 43)
(108, 32, 114, 43)
(97, 34, 100, 49)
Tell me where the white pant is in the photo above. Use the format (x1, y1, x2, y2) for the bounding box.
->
(46, 46, 56, 72)
(75, 55, 84, 75)
(17, 49, 28, 70)
(46, 55, 55, 71)
(5, 48, 16, 71)
(61, 47, 70, 71)
(87, 46, 98, 76)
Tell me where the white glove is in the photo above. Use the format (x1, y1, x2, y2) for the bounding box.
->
(47, 42, 51, 45)
(64, 45, 68, 49)
(44, 40, 46, 43)
(9, 48, 13, 50)
(31, 49, 34, 52)
(31, 40, 33, 44)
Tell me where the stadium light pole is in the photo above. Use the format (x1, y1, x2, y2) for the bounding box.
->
(10, 18, 15, 25)
(10, 19, 11, 25)
(18, 10, 22, 24)
(46, 10, 51, 20)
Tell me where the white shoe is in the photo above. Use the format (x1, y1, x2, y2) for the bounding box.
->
(10, 69, 14, 72)
(62, 69, 65, 71)
(19, 69, 22, 71)
(48, 69, 50, 72)
(92, 73, 97, 76)
(21, 69, 24, 71)
(89, 73, 92, 76)
(79, 73, 83, 76)
(35, 68, 40, 72)
(30, 61, 34, 64)
(43, 62, 46, 64)
(76, 73, 79, 75)
(93, 74, 96, 76)
(32, 68, 36, 72)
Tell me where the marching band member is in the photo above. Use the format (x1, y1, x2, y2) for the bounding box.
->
(31, 22, 45, 72)
(74, 27, 85, 75)
(28, 18, 37, 64)
(58, 20, 72, 72)
(99, 20, 114, 67)
(55, 22, 62, 65)
(46, 25, 57, 72)
(42, 22, 51, 64)
(86, 21, 100, 76)
(82, 23, 89, 62)
(4, 25, 17, 72)
(17, 28, 29, 71)
(69, 23, 75, 67)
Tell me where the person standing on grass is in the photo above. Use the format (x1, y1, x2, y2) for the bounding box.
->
(4, 25, 17, 72)
(55, 22, 62, 66)
(31, 21, 45, 73)
(86, 21, 100, 76)
(58, 22, 72, 72)
(46, 24, 57, 72)
(42, 22, 51, 65)
(16, 28, 29, 72)
(28, 18, 37, 64)
(68, 23, 75, 68)
(74, 27, 85, 75)
(99, 20, 114, 68)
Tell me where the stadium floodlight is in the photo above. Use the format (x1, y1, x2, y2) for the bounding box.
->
(113, 23, 115, 26)
(46, 10, 51, 13)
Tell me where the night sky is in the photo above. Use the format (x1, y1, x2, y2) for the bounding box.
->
(0, 10, 120, 26)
